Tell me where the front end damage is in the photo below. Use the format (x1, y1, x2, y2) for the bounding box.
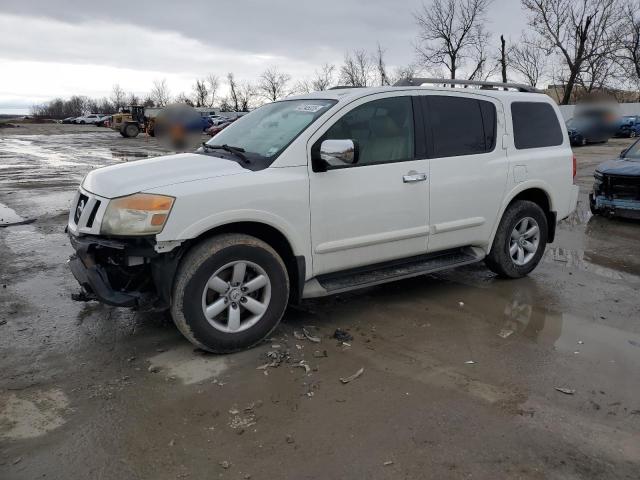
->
(68, 233, 181, 310)
(590, 171, 640, 220)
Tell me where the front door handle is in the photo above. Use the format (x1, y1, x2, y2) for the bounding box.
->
(403, 172, 427, 183)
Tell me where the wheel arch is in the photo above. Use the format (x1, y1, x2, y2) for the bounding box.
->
(488, 184, 556, 250)
(178, 221, 305, 304)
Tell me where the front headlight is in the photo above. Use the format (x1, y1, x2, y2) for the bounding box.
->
(101, 193, 174, 236)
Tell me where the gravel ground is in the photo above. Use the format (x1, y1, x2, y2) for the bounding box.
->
(0, 124, 639, 479)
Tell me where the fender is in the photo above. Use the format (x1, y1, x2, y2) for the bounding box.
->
(165, 208, 310, 269)
(485, 180, 555, 252)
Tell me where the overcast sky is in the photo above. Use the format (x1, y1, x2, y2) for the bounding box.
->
(0, 0, 527, 111)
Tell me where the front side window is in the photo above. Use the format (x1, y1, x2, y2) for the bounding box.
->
(428, 96, 496, 157)
(321, 96, 414, 166)
(512, 102, 563, 149)
(205, 99, 336, 164)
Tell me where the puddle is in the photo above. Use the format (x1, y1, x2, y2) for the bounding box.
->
(148, 345, 228, 384)
(0, 388, 70, 440)
(0, 202, 24, 225)
(544, 247, 625, 280)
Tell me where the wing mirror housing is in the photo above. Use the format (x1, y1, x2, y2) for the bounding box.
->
(319, 139, 358, 167)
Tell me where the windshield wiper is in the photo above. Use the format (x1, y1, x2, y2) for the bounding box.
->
(202, 143, 250, 164)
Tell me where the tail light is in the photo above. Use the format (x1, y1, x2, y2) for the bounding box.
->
(572, 154, 577, 181)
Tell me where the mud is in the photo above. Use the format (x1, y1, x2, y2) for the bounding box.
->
(1, 124, 639, 479)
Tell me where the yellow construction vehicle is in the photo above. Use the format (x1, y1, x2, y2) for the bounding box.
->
(110, 105, 156, 138)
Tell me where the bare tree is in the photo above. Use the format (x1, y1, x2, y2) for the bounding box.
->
(312, 63, 335, 91)
(238, 82, 255, 111)
(616, 2, 640, 95)
(206, 74, 220, 107)
(227, 73, 240, 111)
(192, 79, 208, 107)
(522, 0, 622, 104)
(509, 37, 548, 87)
(500, 35, 508, 83)
(467, 27, 498, 80)
(175, 92, 194, 106)
(414, 0, 492, 79)
(374, 43, 391, 85)
(126, 92, 140, 106)
(258, 67, 291, 102)
(111, 84, 126, 111)
(340, 49, 374, 86)
(151, 78, 171, 107)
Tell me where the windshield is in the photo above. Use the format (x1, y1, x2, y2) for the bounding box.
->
(622, 139, 640, 159)
(620, 116, 636, 125)
(203, 99, 336, 166)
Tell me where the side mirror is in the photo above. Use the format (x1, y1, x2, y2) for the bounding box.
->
(319, 139, 358, 167)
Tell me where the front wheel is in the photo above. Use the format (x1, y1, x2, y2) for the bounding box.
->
(171, 234, 289, 353)
(485, 200, 548, 278)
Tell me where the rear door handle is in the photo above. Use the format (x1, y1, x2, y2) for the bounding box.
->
(403, 173, 427, 183)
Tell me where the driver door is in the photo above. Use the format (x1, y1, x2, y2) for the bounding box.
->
(308, 94, 430, 276)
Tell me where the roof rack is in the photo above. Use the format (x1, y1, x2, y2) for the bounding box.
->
(328, 85, 364, 90)
(393, 77, 541, 93)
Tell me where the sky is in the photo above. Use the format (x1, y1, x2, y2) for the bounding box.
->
(0, 0, 528, 112)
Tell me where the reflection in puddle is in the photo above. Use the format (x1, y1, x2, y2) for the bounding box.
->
(544, 247, 624, 280)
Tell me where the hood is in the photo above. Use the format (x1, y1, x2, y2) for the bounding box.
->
(596, 158, 640, 177)
(82, 152, 247, 198)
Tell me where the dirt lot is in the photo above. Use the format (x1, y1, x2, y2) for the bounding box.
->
(1, 124, 639, 479)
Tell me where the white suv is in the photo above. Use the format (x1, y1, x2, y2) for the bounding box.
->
(67, 79, 579, 353)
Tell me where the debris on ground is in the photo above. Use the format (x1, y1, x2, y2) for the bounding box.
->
(464, 360, 476, 365)
(302, 327, 321, 343)
(293, 330, 305, 340)
(498, 328, 514, 339)
(383, 461, 394, 466)
(219, 460, 231, 469)
(294, 360, 310, 374)
(148, 365, 160, 373)
(257, 349, 291, 370)
(554, 387, 576, 395)
(312, 350, 328, 358)
(0, 218, 35, 228)
(458, 301, 465, 307)
(333, 329, 353, 342)
(168, 439, 175, 447)
(0, 320, 6, 326)
(340, 367, 364, 384)
(285, 434, 295, 444)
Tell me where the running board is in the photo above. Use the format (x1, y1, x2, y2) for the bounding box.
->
(303, 248, 483, 298)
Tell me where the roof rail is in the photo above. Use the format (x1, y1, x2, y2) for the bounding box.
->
(328, 85, 364, 90)
(394, 77, 542, 93)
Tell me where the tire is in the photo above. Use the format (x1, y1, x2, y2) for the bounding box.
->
(80, 120, 86, 125)
(589, 193, 600, 215)
(123, 123, 139, 138)
(119, 130, 127, 137)
(171, 234, 290, 353)
(485, 200, 548, 279)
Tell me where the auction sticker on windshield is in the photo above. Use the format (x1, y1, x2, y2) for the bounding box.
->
(295, 104, 327, 113)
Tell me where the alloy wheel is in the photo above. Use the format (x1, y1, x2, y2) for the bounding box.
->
(509, 217, 540, 266)
(201, 260, 271, 333)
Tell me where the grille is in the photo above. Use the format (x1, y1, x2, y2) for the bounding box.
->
(68, 189, 107, 235)
(604, 175, 640, 200)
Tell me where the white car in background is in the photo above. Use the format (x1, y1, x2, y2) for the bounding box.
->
(74, 114, 108, 124)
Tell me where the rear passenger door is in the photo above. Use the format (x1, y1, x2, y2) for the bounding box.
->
(419, 94, 508, 252)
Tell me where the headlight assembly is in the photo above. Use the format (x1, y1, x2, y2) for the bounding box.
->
(101, 193, 174, 236)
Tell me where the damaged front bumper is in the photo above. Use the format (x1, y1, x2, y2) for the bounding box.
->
(67, 233, 181, 310)
(590, 173, 640, 220)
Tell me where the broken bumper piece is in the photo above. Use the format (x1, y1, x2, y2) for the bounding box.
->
(590, 194, 640, 220)
(68, 253, 139, 307)
(67, 233, 180, 310)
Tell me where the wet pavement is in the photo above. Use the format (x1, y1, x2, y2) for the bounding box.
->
(1, 125, 639, 479)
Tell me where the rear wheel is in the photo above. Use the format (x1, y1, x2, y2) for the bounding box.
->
(485, 200, 548, 278)
(123, 123, 140, 138)
(171, 234, 289, 353)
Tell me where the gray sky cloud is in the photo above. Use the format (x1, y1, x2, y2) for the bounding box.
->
(0, 0, 528, 109)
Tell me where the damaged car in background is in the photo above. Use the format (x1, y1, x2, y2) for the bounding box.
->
(590, 138, 640, 219)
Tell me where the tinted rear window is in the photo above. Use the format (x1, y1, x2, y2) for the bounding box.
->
(428, 96, 496, 157)
(511, 102, 563, 149)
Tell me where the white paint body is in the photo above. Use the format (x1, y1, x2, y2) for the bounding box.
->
(76, 86, 579, 292)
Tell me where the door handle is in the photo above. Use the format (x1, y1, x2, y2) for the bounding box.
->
(403, 173, 427, 183)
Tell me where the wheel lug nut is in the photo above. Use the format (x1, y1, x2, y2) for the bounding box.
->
(240, 297, 246, 303)
(231, 303, 237, 309)
(241, 287, 247, 292)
